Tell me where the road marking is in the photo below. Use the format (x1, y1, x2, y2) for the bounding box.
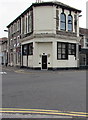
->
(0, 72, 7, 74)
(14, 70, 31, 74)
(0, 108, 87, 117)
(0, 108, 87, 114)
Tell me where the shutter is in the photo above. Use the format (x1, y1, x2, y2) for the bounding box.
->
(56, 10, 59, 30)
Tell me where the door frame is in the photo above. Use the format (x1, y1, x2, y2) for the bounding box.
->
(41, 55, 48, 70)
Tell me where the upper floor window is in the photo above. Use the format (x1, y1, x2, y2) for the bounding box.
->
(17, 20, 20, 31)
(60, 13, 66, 31)
(68, 15, 73, 31)
(28, 13, 32, 33)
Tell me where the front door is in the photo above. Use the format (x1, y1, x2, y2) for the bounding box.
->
(42, 55, 47, 70)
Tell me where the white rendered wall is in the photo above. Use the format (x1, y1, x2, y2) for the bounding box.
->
(33, 42, 52, 68)
(33, 6, 56, 34)
(22, 36, 78, 68)
(33, 5, 80, 36)
(28, 56, 33, 67)
(33, 37, 78, 68)
(23, 56, 27, 66)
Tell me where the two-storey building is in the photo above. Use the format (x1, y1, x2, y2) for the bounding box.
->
(7, 1, 81, 70)
(79, 28, 88, 68)
(0, 37, 8, 65)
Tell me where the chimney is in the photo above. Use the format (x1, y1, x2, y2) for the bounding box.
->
(36, 0, 41, 3)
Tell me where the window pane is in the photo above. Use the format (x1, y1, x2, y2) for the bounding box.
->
(72, 44, 75, 49)
(60, 13, 66, 30)
(62, 44, 65, 48)
(72, 50, 75, 54)
(68, 24, 72, 31)
(58, 54, 61, 59)
(60, 23, 66, 30)
(29, 43, 33, 55)
(62, 54, 66, 59)
(68, 15, 72, 31)
(58, 43, 61, 48)
(61, 14, 65, 22)
(58, 49, 61, 54)
(68, 49, 71, 54)
(23, 45, 27, 55)
(62, 49, 65, 54)
(68, 44, 71, 49)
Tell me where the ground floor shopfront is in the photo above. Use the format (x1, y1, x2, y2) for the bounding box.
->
(20, 36, 79, 70)
(8, 36, 80, 70)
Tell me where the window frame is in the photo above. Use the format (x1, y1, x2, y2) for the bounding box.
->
(68, 43, 76, 56)
(57, 42, 68, 60)
(57, 42, 76, 60)
(22, 43, 33, 56)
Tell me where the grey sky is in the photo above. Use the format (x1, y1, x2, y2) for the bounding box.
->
(0, 0, 87, 37)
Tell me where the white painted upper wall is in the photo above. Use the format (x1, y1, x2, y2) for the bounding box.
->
(33, 5, 80, 36)
(33, 5, 56, 34)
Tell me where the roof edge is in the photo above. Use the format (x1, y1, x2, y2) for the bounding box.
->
(7, 1, 81, 28)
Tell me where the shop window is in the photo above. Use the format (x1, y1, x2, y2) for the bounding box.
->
(22, 44, 28, 55)
(68, 43, 76, 56)
(57, 42, 68, 60)
(29, 43, 33, 55)
(57, 42, 76, 60)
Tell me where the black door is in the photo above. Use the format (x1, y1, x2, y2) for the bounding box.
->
(42, 55, 47, 69)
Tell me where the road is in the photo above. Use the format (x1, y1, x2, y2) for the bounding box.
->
(1, 67, 87, 118)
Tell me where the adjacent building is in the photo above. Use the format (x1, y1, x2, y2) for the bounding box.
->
(79, 28, 88, 68)
(7, 1, 81, 70)
(0, 39, 2, 65)
(0, 37, 8, 65)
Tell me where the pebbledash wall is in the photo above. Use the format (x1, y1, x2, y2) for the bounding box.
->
(7, 1, 81, 70)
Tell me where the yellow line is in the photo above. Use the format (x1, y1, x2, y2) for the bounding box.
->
(0, 108, 88, 117)
(0, 110, 87, 117)
(0, 108, 87, 115)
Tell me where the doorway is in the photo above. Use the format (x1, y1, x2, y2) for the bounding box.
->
(42, 55, 47, 70)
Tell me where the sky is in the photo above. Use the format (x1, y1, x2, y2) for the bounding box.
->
(0, 0, 88, 38)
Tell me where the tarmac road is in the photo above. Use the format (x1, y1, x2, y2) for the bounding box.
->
(1, 67, 87, 118)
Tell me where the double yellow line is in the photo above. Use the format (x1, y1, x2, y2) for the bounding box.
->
(0, 108, 87, 117)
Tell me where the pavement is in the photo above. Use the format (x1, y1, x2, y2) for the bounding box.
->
(1, 65, 87, 74)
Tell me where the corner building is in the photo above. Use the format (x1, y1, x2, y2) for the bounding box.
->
(7, 1, 81, 70)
